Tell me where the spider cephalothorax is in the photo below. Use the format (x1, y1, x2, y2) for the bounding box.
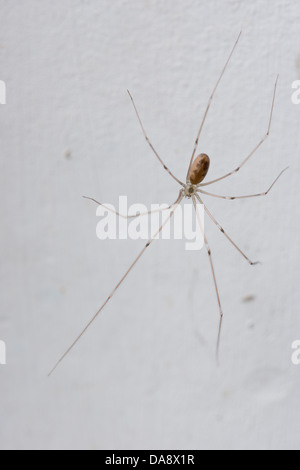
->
(183, 182, 198, 198)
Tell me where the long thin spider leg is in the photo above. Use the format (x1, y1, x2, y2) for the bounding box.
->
(82, 195, 182, 219)
(192, 196, 223, 362)
(200, 75, 279, 187)
(198, 167, 288, 200)
(186, 32, 242, 182)
(127, 90, 184, 187)
(195, 193, 259, 265)
(48, 191, 184, 376)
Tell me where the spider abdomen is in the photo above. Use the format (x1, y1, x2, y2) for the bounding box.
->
(189, 153, 210, 185)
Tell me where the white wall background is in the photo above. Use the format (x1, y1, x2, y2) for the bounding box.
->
(1, 0, 300, 450)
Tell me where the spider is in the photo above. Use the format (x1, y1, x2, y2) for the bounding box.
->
(49, 32, 287, 375)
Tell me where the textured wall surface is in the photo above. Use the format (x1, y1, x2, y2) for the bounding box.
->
(1, 0, 300, 450)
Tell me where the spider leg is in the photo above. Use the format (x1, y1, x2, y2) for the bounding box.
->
(198, 167, 288, 200)
(187, 32, 242, 182)
(127, 90, 184, 187)
(82, 194, 182, 219)
(200, 76, 279, 187)
(195, 194, 259, 265)
(49, 191, 184, 376)
(192, 196, 223, 362)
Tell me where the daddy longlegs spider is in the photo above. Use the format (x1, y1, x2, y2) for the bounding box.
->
(49, 32, 287, 376)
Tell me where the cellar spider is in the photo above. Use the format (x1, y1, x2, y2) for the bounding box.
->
(49, 32, 287, 376)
